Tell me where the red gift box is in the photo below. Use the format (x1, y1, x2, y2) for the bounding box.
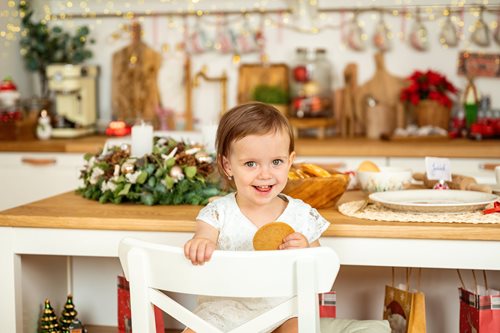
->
(319, 291, 336, 318)
(118, 275, 165, 333)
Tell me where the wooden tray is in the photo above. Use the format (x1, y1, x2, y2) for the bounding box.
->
(237, 63, 289, 104)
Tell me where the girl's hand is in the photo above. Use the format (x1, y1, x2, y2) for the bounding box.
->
(184, 237, 216, 265)
(279, 232, 309, 250)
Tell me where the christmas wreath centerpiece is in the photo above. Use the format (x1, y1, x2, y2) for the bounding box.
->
(77, 137, 224, 205)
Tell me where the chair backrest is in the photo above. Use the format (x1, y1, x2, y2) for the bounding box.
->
(119, 237, 340, 333)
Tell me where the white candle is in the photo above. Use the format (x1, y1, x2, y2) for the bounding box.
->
(131, 122, 153, 157)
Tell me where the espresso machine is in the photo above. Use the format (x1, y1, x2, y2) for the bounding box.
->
(46, 64, 99, 137)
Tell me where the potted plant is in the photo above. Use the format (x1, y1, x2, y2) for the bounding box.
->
(400, 70, 458, 130)
(252, 84, 290, 116)
(18, 1, 94, 99)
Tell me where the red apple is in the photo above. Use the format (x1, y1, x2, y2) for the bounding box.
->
(293, 65, 309, 82)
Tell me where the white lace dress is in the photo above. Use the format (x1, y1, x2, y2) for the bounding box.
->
(192, 192, 330, 332)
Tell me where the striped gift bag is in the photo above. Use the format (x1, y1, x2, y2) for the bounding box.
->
(458, 270, 500, 333)
(319, 291, 336, 318)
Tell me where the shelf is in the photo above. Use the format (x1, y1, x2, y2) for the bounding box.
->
(86, 325, 182, 333)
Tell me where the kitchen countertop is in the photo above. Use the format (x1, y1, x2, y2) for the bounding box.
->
(2, 190, 499, 241)
(1, 135, 500, 158)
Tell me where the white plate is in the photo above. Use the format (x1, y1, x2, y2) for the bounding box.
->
(369, 189, 499, 213)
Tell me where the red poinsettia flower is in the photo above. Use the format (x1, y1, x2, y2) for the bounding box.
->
(400, 70, 458, 107)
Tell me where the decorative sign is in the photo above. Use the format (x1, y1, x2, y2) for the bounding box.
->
(457, 52, 500, 78)
(425, 157, 452, 181)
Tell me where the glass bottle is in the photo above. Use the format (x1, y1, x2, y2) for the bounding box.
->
(312, 48, 333, 117)
(290, 48, 333, 118)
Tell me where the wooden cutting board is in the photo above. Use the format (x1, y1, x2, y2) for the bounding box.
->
(355, 52, 407, 135)
(237, 63, 289, 103)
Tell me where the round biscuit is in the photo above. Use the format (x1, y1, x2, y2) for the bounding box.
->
(253, 222, 295, 251)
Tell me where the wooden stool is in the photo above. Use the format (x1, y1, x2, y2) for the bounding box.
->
(288, 117, 336, 139)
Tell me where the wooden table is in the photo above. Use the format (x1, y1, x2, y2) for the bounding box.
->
(1, 191, 500, 332)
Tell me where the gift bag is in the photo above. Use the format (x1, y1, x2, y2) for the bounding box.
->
(383, 268, 426, 333)
(118, 275, 165, 333)
(458, 270, 500, 333)
(319, 291, 336, 318)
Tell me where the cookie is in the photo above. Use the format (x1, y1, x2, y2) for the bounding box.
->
(253, 222, 295, 251)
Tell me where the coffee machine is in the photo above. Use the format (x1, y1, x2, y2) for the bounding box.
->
(46, 64, 99, 137)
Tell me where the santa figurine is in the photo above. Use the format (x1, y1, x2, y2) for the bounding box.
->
(385, 300, 407, 333)
(0, 76, 21, 109)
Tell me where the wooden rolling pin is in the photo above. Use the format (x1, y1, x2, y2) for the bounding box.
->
(413, 172, 492, 193)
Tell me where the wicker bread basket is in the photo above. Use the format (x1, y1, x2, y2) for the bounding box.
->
(283, 173, 349, 209)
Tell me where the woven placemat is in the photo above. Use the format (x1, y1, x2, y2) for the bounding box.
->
(339, 200, 500, 224)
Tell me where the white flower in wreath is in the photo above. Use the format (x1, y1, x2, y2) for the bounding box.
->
(113, 164, 120, 177)
(161, 147, 178, 160)
(156, 137, 167, 146)
(125, 170, 141, 184)
(84, 156, 96, 172)
(89, 167, 104, 184)
(101, 180, 118, 192)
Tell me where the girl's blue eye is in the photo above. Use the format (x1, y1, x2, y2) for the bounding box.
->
(245, 161, 257, 167)
(272, 159, 284, 166)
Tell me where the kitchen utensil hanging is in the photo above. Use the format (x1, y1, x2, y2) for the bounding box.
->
(409, 8, 429, 51)
(439, 8, 459, 48)
(470, 6, 490, 47)
(373, 10, 392, 52)
(346, 12, 366, 52)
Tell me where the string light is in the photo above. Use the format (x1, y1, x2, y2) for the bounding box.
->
(1, 1, 499, 48)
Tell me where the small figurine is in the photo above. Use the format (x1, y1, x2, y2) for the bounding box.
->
(433, 179, 450, 190)
(36, 109, 52, 140)
(0, 76, 20, 108)
(68, 318, 86, 333)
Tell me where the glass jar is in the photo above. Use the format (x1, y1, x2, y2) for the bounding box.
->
(290, 48, 333, 118)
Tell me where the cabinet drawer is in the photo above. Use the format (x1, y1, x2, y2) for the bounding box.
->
(0, 153, 85, 211)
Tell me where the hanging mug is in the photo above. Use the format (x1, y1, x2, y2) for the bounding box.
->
(346, 13, 366, 52)
(373, 12, 392, 52)
(439, 12, 459, 48)
(470, 8, 490, 47)
(409, 10, 429, 51)
(494, 13, 500, 46)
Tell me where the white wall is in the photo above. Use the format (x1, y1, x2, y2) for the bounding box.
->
(0, 1, 33, 97)
(30, 0, 500, 129)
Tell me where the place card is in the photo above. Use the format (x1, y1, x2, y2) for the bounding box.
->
(425, 157, 451, 181)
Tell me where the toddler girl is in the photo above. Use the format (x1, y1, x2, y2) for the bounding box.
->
(184, 102, 330, 332)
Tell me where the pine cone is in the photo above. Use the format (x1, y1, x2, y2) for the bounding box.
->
(105, 149, 130, 165)
(176, 152, 197, 166)
(197, 162, 214, 177)
(174, 142, 186, 154)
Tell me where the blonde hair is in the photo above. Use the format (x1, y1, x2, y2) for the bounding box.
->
(215, 102, 295, 181)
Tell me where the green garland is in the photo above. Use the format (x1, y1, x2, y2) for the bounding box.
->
(77, 137, 225, 205)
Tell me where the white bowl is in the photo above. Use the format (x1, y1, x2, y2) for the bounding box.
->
(357, 166, 412, 193)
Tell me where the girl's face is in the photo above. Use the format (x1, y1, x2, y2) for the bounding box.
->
(222, 129, 295, 208)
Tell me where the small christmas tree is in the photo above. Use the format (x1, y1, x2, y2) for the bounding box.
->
(59, 295, 78, 333)
(39, 299, 61, 333)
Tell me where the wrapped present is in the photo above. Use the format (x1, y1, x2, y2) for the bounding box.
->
(319, 291, 336, 318)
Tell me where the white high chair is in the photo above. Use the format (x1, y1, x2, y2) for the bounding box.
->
(118, 238, 340, 333)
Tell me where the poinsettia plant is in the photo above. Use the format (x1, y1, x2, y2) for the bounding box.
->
(78, 137, 224, 205)
(400, 70, 458, 108)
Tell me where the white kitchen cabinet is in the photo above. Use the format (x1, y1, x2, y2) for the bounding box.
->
(0, 152, 84, 211)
